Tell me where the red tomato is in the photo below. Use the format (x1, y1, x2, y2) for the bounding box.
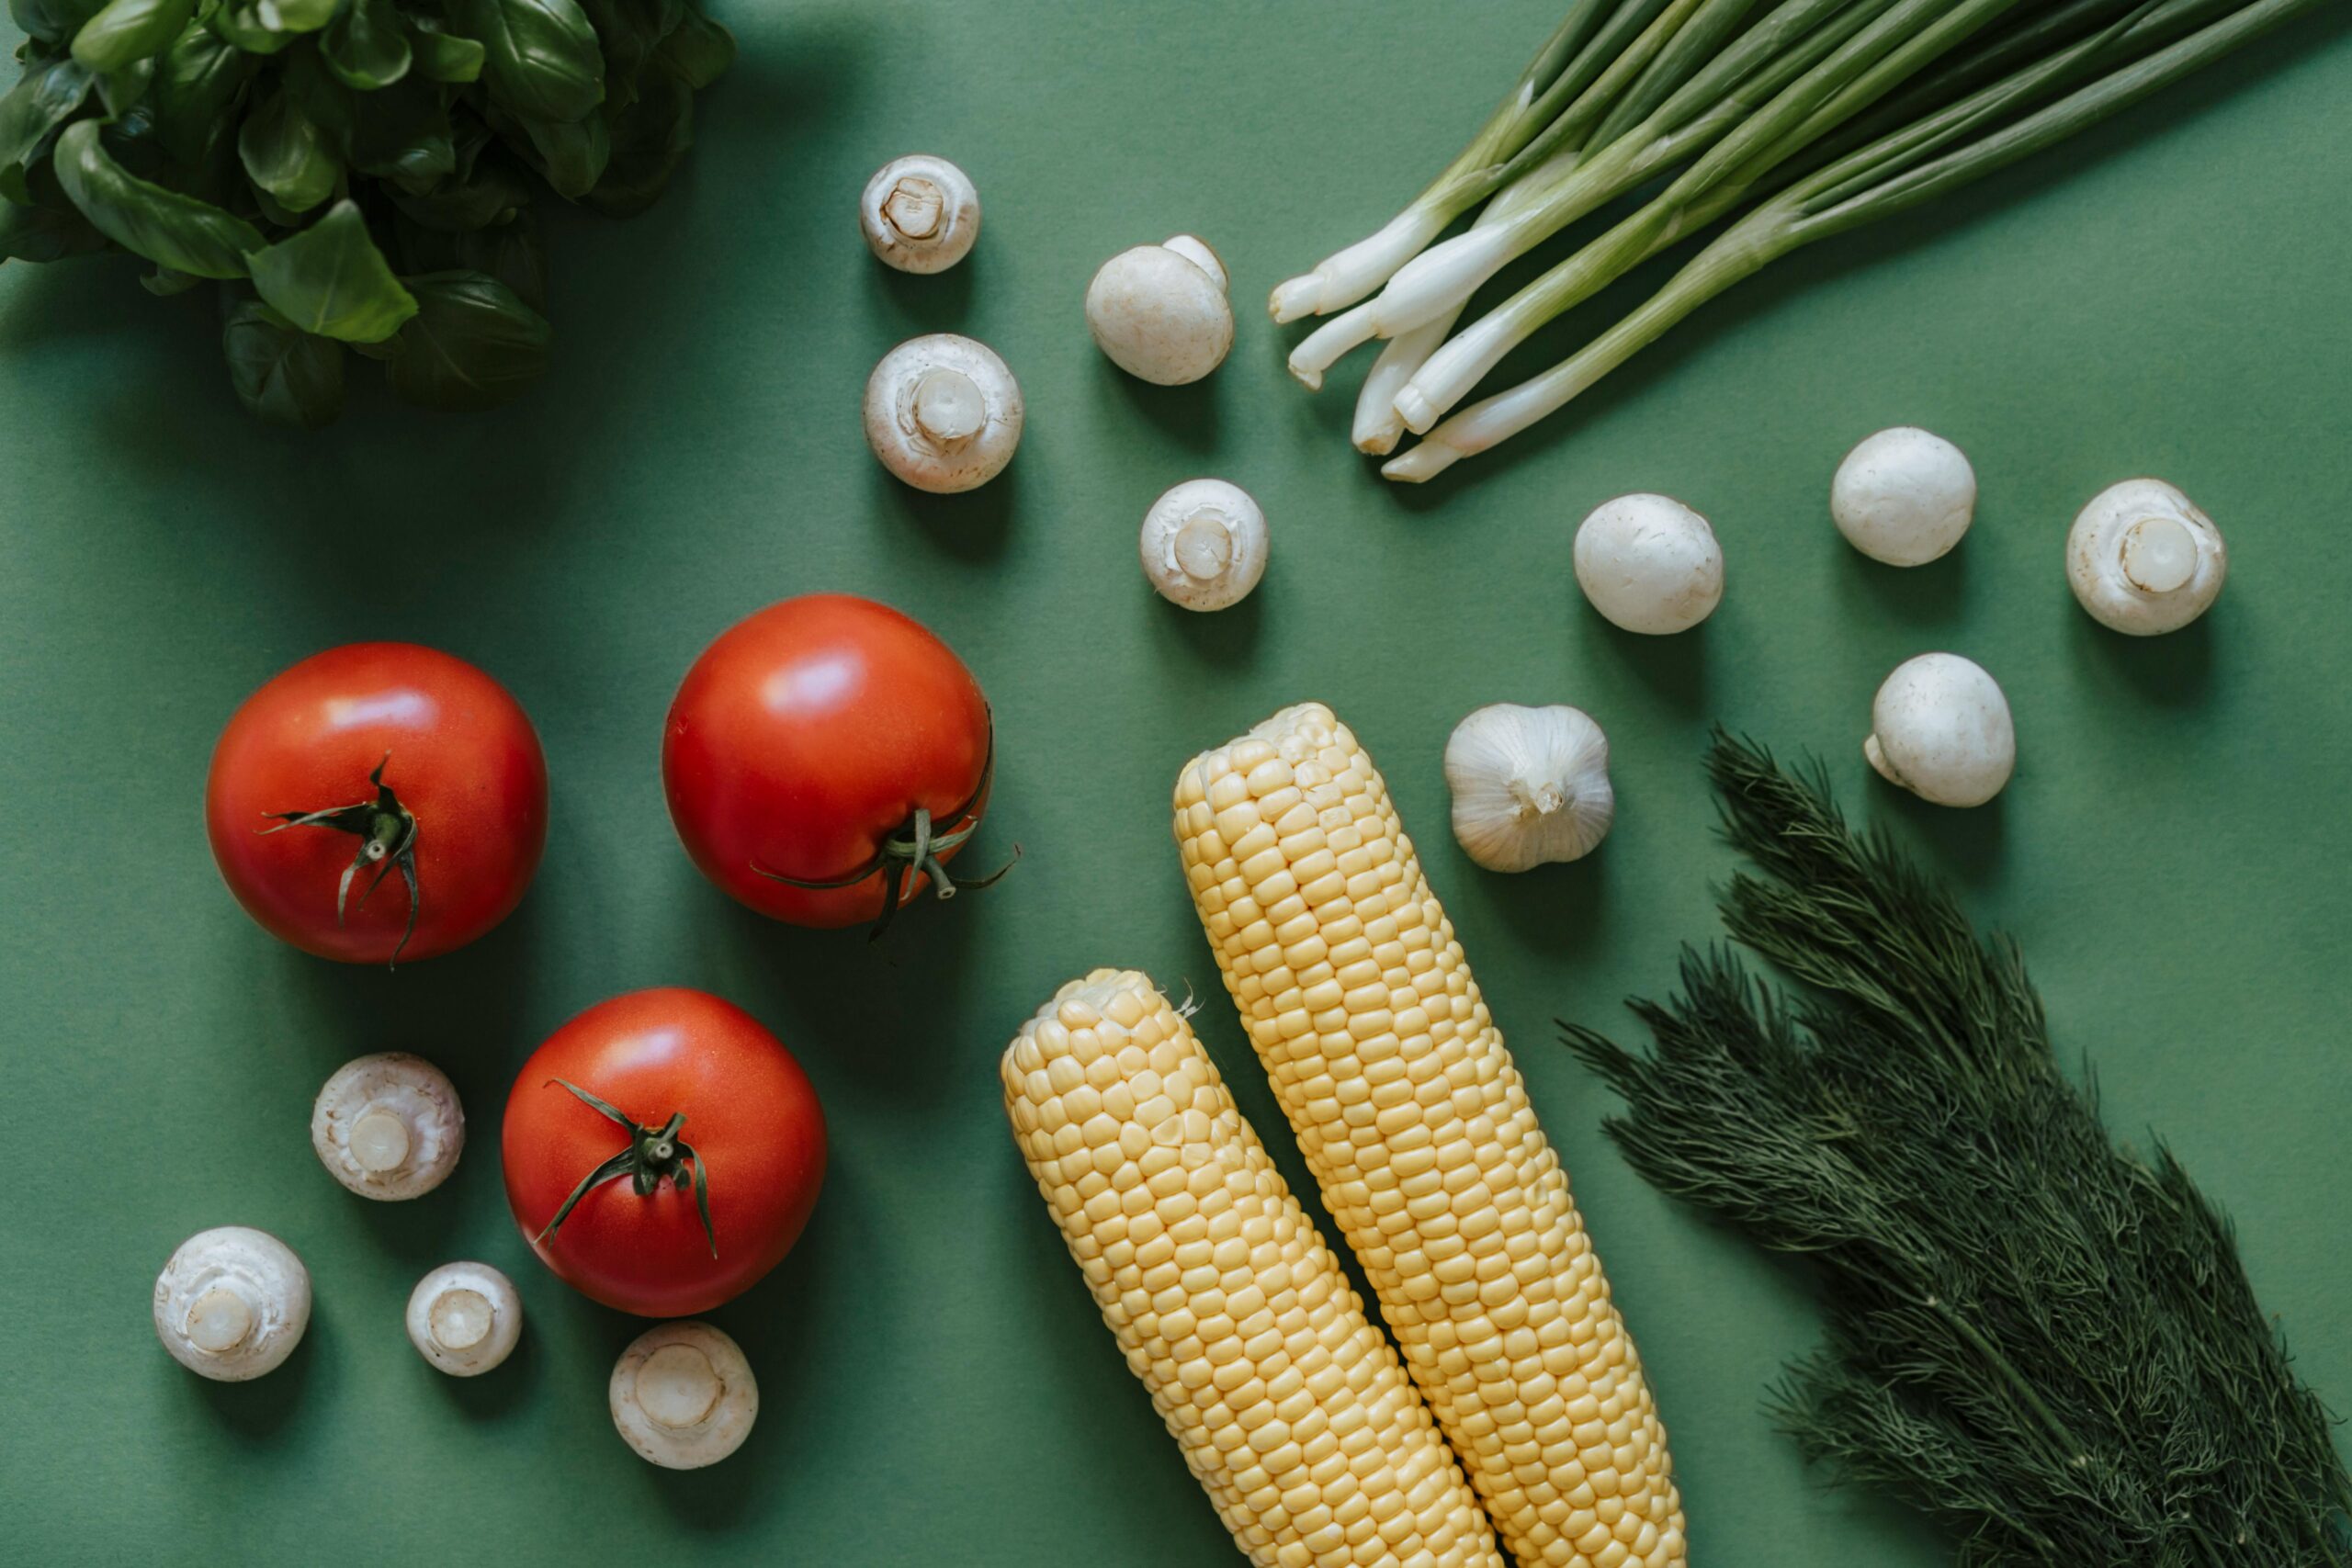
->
(662, 593, 1005, 931)
(205, 643, 548, 965)
(503, 988, 826, 1317)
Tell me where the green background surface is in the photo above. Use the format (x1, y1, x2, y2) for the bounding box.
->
(3, 1, 2348, 1562)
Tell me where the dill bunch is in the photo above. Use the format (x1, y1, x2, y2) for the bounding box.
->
(1563, 733, 2352, 1566)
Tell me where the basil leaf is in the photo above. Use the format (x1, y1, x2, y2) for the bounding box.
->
(10, 0, 106, 46)
(236, 85, 337, 212)
(386, 146, 525, 230)
(447, 0, 601, 123)
(208, 0, 335, 52)
(222, 296, 345, 426)
(0, 193, 110, 260)
(51, 118, 258, 275)
(0, 55, 94, 171)
(583, 66, 686, 218)
(384, 267, 547, 410)
(407, 18, 484, 83)
(94, 56, 153, 116)
(343, 74, 449, 187)
(245, 197, 417, 341)
(140, 259, 199, 292)
(393, 205, 544, 310)
(654, 6, 731, 91)
(69, 0, 194, 73)
(149, 28, 250, 169)
(575, 0, 661, 110)
(322, 0, 411, 89)
(515, 107, 605, 197)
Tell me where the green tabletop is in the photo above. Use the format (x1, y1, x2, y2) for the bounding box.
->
(4, 2, 2348, 1562)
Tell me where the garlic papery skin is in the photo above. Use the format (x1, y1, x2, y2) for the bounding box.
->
(858, 154, 979, 275)
(611, 1321, 758, 1470)
(406, 1262, 522, 1377)
(1864, 652, 2015, 807)
(1140, 479, 1268, 611)
(863, 333, 1023, 493)
(311, 1053, 464, 1201)
(1443, 704, 1613, 872)
(2066, 478, 2226, 635)
(1831, 426, 1977, 565)
(1573, 493, 1724, 635)
(1085, 235, 1234, 386)
(153, 1226, 311, 1382)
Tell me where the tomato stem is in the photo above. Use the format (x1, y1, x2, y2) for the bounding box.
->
(257, 752, 423, 967)
(535, 1080, 718, 1258)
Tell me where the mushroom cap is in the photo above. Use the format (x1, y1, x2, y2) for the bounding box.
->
(1443, 703, 1614, 873)
(1140, 478, 1268, 612)
(610, 1321, 758, 1469)
(406, 1262, 523, 1377)
(1085, 239, 1235, 386)
(153, 1225, 311, 1382)
(311, 1052, 464, 1201)
(2066, 478, 2226, 636)
(1572, 493, 1724, 635)
(1865, 652, 2015, 807)
(858, 153, 980, 275)
(1831, 426, 1976, 566)
(863, 333, 1023, 493)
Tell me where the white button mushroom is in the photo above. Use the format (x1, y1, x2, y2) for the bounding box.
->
(610, 1321, 758, 1470)
(311, 1053, 463, 1201)
(1085, 235, 1235, 386)
(858, 153, 979, 275)
(1140, 479, 1268, 612)
(1572, 492, 1724, 635)
(864, 333, 1023, 493)
(406, 1262, 523, 1377)
(1830, 426, 1977, 566)
(1864, 652, 2015, 807)
(2066, 478, 2226, 635)
(153, 1225, 311, 1382)
(1443, 704, 1613, 872)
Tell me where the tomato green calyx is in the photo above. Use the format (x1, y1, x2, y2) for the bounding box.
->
(258, 753, 422, 967)
(751, 730, 1019, 941)
(535, 1078, 718, 1258)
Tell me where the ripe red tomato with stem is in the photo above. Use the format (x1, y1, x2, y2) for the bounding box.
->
(503, 988, 827, 1318)
(662, 593, 1013, 934)
(204, 642, 548, 965)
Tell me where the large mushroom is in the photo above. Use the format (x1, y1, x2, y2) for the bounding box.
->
(153, 1226, 311, 1382)
(311, 1053, 464, 1201)
(858, 154, 980, 275)
(863, 334, 1023, 494)
(610, 1321, 758, 1469)
(1085, 236, 1235, 385)
(406, 1262, 524, 1377)
(2066, 478, 2226, 635)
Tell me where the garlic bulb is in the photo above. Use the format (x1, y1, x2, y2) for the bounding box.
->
(2065, 478, 2226, 635)
(1442, 704, 1613, 872)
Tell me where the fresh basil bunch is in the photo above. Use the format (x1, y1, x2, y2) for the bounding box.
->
(0, 0, 733, 426)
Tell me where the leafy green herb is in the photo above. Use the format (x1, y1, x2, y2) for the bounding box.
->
(3, 0, 730, 424)
(1564, 734, 2352, 1565)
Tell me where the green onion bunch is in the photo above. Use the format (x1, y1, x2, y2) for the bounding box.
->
(1, 0, 734, 426)
(1272, 0, 2327, 480)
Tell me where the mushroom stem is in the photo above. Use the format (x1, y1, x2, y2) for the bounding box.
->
(186, 1287, 254, 1354)
(428, 1288, 493, 1352)
(1172, 513, 1235, 581)
(910, 367, 984, 447)
(349, 1109, 412, 1173)
(2121, 514, 2197, 594)
(1862, 733, 1899, 787)
(881, 176, 944, 240)
(637, 1344, 724, 1430)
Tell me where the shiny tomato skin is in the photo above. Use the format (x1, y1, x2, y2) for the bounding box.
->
(503, 988, 827, 1318)
(204, 643, 548, 964)
(662, 594, 992, 927)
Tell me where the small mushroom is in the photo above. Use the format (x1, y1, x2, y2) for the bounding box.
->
(1140, 479, 1268, 612)
(153, 1225, 311, 1382)
(863, 333, 1023, 493)
(406, 1262, 523, 1377)
(2066, 478, 2226, 636)
(1831, 426, 1976, 566)
(858, 153, 979, 275)
(1865, 652, 2015, 807)
(1573, 493, 1724, 635)
(610, 1320, 758, 1470)
(1443, 703, 1613, 872)
(1085, 235, 1235, 385)
(311, 1052, 463, 1201)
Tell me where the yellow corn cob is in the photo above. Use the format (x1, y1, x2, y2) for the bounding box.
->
(1173, 705, 1687, 1568)
(1002, 968, 1504, 1568)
